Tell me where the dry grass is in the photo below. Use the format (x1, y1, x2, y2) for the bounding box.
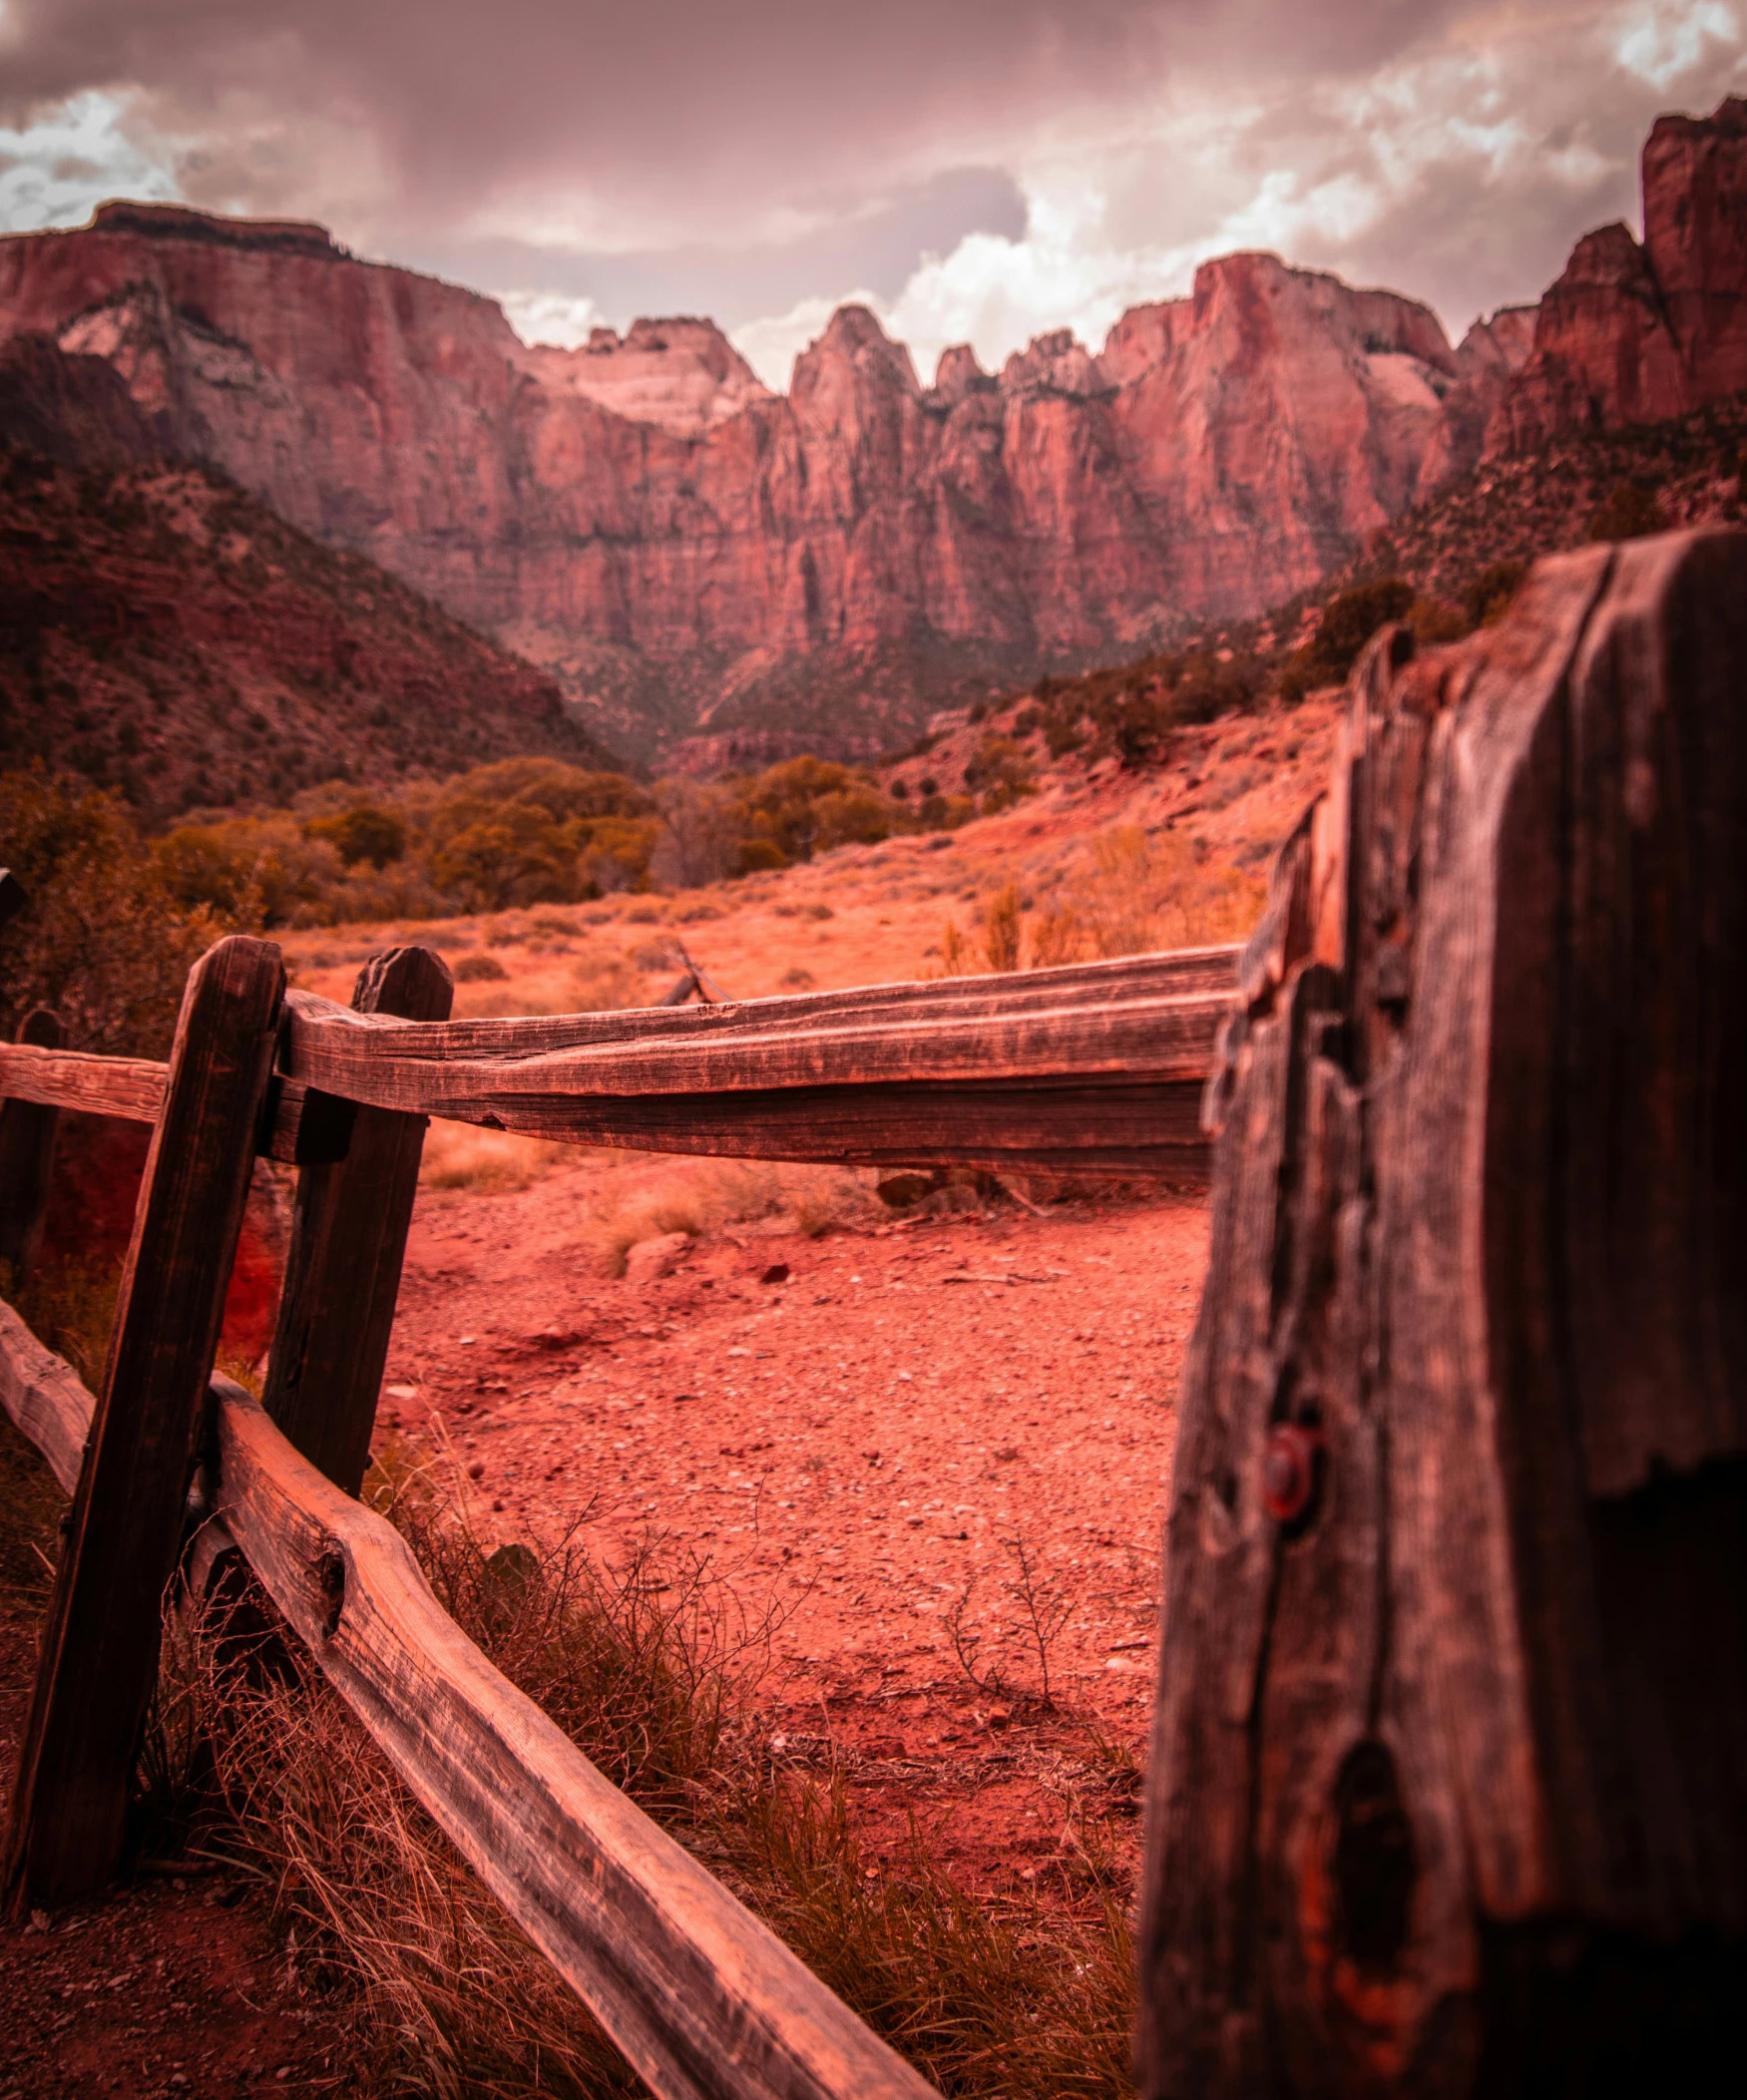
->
(419, 1121, 580, 1194)
(933, 824, 1262, 980)
(134, 1457, 1138, 2099)
(583, 1158, 877, 1275)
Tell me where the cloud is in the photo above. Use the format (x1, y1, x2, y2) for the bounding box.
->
(1, 2, 1743, 390)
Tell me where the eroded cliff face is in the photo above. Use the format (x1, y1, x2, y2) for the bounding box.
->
(1486, 95, 1747, 455)
(1, 200, 1498, 748)
(3, 97, 1741, 754)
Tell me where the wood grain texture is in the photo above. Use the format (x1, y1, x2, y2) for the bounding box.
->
(1137, 530, 1747, 2096)
(0, 1041, 168, 1122)
(279, 949, 1236, 1116)
(3, 935, 285, 1909)
(0, 1298, 94, 1494)
(264, 949, 452, 1495)
(0, 1045, 347, 1167)
(206, 1378, 936, 2100)
(389, 1070, 1210, 1177)
(0, 1009, 66, 1280)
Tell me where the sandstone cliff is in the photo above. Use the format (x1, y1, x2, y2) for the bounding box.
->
(3, 99, 1742, 757)
(1486, 95, 1747, 454)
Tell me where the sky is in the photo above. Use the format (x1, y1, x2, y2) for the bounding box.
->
(1, 1, 1743, 389)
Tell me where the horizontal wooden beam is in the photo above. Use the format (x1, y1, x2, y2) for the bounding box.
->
(0, 1299, 92, 1494)
(0, 1316, 937, 2099)
(280, 949, 1236, 1124)
(474, 1070, 1213, 1177)
(0, 1047, 353, 1165)
(206, 1375, 936, 2100)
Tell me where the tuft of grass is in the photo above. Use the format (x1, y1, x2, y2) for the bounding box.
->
(586, 1158, 874, 1274)
(420, 1121, 578, 1193)
(132, 1465, 1138, 2099)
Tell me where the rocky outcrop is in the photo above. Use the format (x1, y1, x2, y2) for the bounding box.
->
(1487, 95, 1747, 454)
(3, 100, 1741, 755)
(0, 332, 163, 466)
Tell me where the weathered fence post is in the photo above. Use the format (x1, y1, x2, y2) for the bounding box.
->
(263, 947, 452, 1493)
(0, 1008, 64, 1282)
(1135, 528, 1747, 2094)
(3, 935, 284, 1908)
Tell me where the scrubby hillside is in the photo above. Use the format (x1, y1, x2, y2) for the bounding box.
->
(0, 444, 620, 829)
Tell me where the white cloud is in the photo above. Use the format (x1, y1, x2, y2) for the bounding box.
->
(0, 89, 176, 231)
(498, 288, 604, 349)
(1615, 0, 1739, 89)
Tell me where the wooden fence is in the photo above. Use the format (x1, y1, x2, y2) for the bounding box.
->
(0, 859, 1232, 2100)
(4, 524, 1744, 2096)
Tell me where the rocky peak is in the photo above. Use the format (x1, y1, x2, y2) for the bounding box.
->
(1488, 92, 1746, 454)
(529, 314, 769, 436)
(1000, 327, 1103, 397)
(790, 304, 921, 411)
(87, 200, 339, 259)
(1096, 299, 1187, 388)
(1642, 94, 1747, 397)
(929, 342, 994, 407)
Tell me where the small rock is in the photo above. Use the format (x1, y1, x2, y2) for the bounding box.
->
(467, 1462, 485, 1480)
(994, 1445, 1020, 1462)
(528, 1324, 582, 1351)
(987, 1705, 1012, 1731)
(624, 1231, 691, 1284)
(876, 1170, 938, 1208)
(759, 1262, 790, 1286)
(384, 1383, 418, 1400)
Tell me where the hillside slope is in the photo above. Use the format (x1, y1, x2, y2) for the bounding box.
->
(0, 353, 621, 825)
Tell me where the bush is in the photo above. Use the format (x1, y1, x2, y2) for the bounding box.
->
(1463, 560, 1529, 630)
(303, 803, 407, 869)
(1588, 481, 1669, 543)
(0, 767, 222, 1055)
(1282, 579, 1417, 701)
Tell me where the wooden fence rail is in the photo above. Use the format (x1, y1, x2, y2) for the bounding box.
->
(0, 905, 1235, 2098)
(6, 522, 1743, 2097)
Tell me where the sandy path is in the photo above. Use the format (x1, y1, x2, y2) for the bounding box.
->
(380, 1170, 1209, 1739)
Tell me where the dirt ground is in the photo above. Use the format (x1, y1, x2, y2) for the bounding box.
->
(0, 1615, 358, 2100)
(389, 1164, 1208, 1735)
(375, 1154, 1211, 1903)
(2, 699, 1304, 2092)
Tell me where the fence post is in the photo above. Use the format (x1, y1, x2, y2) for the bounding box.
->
(1134, 529, 1747, 2094)
(3, 935, 284, 1909)
(0, 1009, 64, 1282)
(263, 947, 452, 1494)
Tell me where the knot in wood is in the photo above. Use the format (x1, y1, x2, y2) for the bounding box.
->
(316, 1548, 346, 1639)
(1260, 1423, 1321, 1525)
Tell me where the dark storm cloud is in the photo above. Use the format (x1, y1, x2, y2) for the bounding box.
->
(0, 1, 1474, 235)
(2, 2, 1743, 371)
(411, 166, 1029, 326)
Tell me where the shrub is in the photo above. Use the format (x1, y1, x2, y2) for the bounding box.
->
(452, 951, 509, 983)
(1463, 560, 1529, 630)
(1283, 578, 1416, 700)
(983, 885, 1023, 972)
(303, 803, 407, 869)
(1588, 480, 1669, 542)
(0, 767, 222, 1055)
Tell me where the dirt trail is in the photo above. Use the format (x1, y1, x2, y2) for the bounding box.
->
(384, 1169, 1209, 1734)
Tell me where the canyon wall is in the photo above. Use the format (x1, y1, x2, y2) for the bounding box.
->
(1486, 96, 1747, 454)
(1, 101, 1742, 754)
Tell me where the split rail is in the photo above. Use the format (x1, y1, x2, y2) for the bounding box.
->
(0, 877, 1234, 2100)
(10, 525, 1743, 2096)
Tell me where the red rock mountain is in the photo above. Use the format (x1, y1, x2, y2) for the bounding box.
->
(2, 100, 1742, 757)
(1489, 97, 1747, 453)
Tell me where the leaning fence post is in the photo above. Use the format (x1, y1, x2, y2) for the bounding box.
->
(0, 1008, 64, 1283)
(1134, 528, 1747, 2093)
(263, 946, 452, 1494)
(2, 935, 284, 1909)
